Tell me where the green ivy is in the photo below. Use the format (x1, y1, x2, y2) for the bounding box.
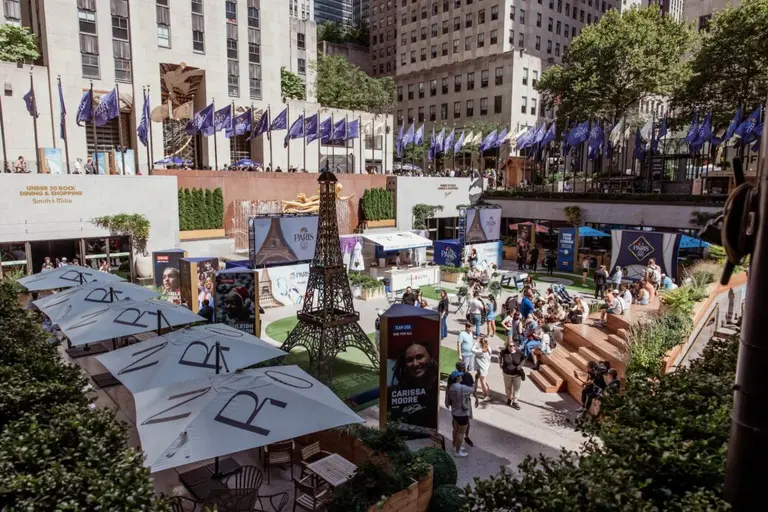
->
(0, 283, 167, 510)
(413, 204, 444, 230)
(178, 187, 224, 231)
(361, 188, 394, 221)
(92, 214, 150, 255)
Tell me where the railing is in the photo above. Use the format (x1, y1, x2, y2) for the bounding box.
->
(485, 189, 728, 205)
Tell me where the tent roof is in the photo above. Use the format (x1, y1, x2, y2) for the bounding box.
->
(679, 234, 711, 249)
(578, 226, 610, 237)
(361, 232, 433, 251)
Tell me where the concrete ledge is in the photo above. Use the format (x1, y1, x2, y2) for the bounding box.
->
(179, 229, 226, 241)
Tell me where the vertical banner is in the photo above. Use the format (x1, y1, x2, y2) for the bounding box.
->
(517, 223, 533, 250)
(215, 268, 261, 337)
(557, 227, 576, 272)
(432, 239, 462, 266)
(179, 257, 219, 313)
(153, 249, 187, 304)
(115, 149, 136, 175)
(379, 305, 441, 431)
(41, 148, 64, 174)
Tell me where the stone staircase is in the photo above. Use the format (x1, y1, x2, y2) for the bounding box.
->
(531, 301, 658, 402)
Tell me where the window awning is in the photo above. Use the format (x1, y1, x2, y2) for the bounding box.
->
(361, 232, 433, 252)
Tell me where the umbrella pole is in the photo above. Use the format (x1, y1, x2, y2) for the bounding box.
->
(211, 341, 222, 478)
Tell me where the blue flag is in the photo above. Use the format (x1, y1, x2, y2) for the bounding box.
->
(539, 123, 556, 148)
(57, 80, 67, 140)
(435, 127, 446, 151)
(712, 107, 741, 147)
(76, 89, 93, 126)
(427, 128, 436, 161)
(605, 140, 613, 159)
(652, 116, 667, 154)
(214, 105, 232, 132)
(454, 131, 466, 154)
(748, 121, 763, 149)
(304, 114, 319, 144)
(561, 123, 572, 156)
(226, 109, 252, 138)
(284, 114, 305, 147)
(331, 118, 347, 141)
(414, 125, 424, 146)
(319, 117, 333, 143)
(249, 109, 269, 140)
(516, 126, 534, 150)
(137, 91, 150, 147)
(633, 127, 646, 160)
(94, 89, 120, 127)
(479, 130, 498, 152)
(185, 102, 215, 136)
(23, 88, 38, 118)
(684, 112, 699, 144)
(270, 108, 288, 130)
(735, 105, 762, 144)
(492, 128, 508, 149)
(347, 120, 360, 140)
(691, 111, 712, 153)
(566, 121, 589, 147)
(396, 120, 405, 157)
(443, 128, 456, 153)
(402, 123, 415, 147)
(587, 122, 604, 160)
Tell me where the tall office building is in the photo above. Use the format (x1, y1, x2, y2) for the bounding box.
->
(393, 0, 614, 142)
(370, 0, 398, 77)
(353, 0, 371, 25)
(684, 0, 737, 29)
(315, 0, 354, 25)
(289, 0, 315, 20)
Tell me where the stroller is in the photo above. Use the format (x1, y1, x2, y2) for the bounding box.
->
(552, 284, 575, 307)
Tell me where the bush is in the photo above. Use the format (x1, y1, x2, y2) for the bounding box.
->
(440, 265, 468, 274)
(348, 272, 384, 291)
(430, 485, 467, 512)
(416, 447, 457, 490)
(178, 187, 224, 231)
(361, 188, 394, 221)
(626, 310, 693, 376)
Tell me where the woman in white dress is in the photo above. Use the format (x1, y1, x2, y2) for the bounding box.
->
(472, 337, 492, 403)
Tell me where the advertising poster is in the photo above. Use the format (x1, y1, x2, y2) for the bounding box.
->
(115, 149, 136, 175)
(379, 305, 441, 430)
(42, 148, 64, 175)
(215, 269, 261, 337)
(557, 228, 576, 273)
(516, 223, 532, 251)
(465, 240, 502, 269)
(255, 263, 310, 307)
(432, 239, 462, 267)
(465, 207, 502, 243)
(248, 215, 319, 265)
(179, 257, 219, 313)
(611, 230, 681, 281)
(94, 152, 110, 175)
(153, 249, 187, 304)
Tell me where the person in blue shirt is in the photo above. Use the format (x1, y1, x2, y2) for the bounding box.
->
(520, 289, 535, 320)
(457, 323, 475, 372)
(485, 295, 497, 337)
(660, 273, 678, 290)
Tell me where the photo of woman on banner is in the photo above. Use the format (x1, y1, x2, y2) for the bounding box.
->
(161, 267, 182, 305)
(388, 340, 439, 428)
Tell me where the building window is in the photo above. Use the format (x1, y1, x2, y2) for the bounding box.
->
(442, 20, 449, 34)
(532, 70, 538, 87)
(421, 27, 427, 40)
(490, 29, 497, 44)
(410, 50, 416, 63)
(518, 32, 524, 47)
(227, 38, 238, 59)
(430, 79, 437, 96)
(466, 99, 474, 117)
(249, 64, 262, 99)
(440, 103, 448, 120)
(421, 6, 427, 19)
(508, 29, 513, 45)
(411, 29, 416, 43)
(454, 101, 461, 119)
(248, 6, 259, 28)
(566, 3, 570, 16)
(558, 0, 563, 12)
(431, 23, 438, 36)
(397, 86, 403, 101)
(522, 68, 528, 85)
(81, 54, 100, 79)
(431, 45, 437, 58)
(418, 106, 425, 122)
(454, 16, 460, 31)
(508, 7, 514, 21)
(429, 105, 436, 121)
(156, 0, 171, 48)
(157, 25, 171, 48)
(442, 0, 448, 12)
(556, 20, 561, 35)
(547, 39, 552, 54)
(531, 98, 537, 115)
(225, 0, 237, 22)
(548, 17, 553, 32)
(193, 28, 205, 52)
(433, 2, 438, 15)
(535, 36, 541, 50)
(465, 36, 472, 50)
(248, 42, 260, 63)
(441, 42, 448, 55)
(298, 58, 306, 74)
(4, 0, 21, 24)
(491, 5, 498, 20)
(454, 74, 461, 92)
(297, 32, 305, 50)
(418, 81, 425, 98)
(521, 96, 527, 114)
(466, 13, 473, 27)
(441, 77, 448, 94)
(494, 95, 502, 114)
(228, 60, 239, 97)
(408, 84, 414, 99)
(555, 43, 560, 57)
(520, 9, 525, 24)
(495, 66, 503, 85)
(407, 108, 414, 123)
(480, 98, 488, 116)
(421, 48, 427, 60)
(112, 16, 128, 40)
(453, 39, 459, 53)
(480, 69, 488, 88)
(467, 71, 474, 90)
(536, 13, 541, 28)
(572, 26, 576, 38)
(478, 32, 485, 47)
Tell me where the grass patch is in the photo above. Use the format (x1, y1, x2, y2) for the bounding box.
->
(419, 284, 456, 301)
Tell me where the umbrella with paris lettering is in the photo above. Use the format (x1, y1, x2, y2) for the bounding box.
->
(18, 265, 123, 292)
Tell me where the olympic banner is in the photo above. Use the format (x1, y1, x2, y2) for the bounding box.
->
(248, 215, 319, 265)
(215, 268, 261, 337)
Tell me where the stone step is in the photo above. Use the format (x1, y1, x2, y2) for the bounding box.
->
(569, 351, 590, 371)
(607, 334, 628, 351)
(530, 370, 560, 393)
(577, 346, 602, 365)
(564, 323, 626, 372)
(539, 364, 565, 391)
(615, 328, 630, 343)
(540, 348, 586, 403)
(606, 313, 630, 332)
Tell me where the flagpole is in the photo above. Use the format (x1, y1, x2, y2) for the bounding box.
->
(89, 82, 99, 172)
(331, 113, 335, 171)
(147, 85, 154, 174)
(358, 114, 362, 174)
(143, 87, 151, 174)
(115, 83, 127, 175)
(0, 90, 6, 172)
(58, 76, 71, 174)
(250, 102, 254, 161)
(316, 110, 321, 171)
(303, 108, 307, 172)
(230, 100, 235, 167)
(370, 115, 374, 172)
(383, 117, 387, 174)
(287, 103, 291, 171)
(28, 71, 41, 173)
(267, 105, 273, 170)
(211, 98, 219, 170)
(345, 114, 349, 173)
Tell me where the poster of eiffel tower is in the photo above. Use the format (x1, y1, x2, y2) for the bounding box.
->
(280, 172, 380, 382)
(465, 208, 489, 243)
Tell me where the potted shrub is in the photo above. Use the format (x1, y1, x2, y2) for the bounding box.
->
(360, 276, 385, 301)
(440, 265, 467, 285)
(502, 236, 517, 261)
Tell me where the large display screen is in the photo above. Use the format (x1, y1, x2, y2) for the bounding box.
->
(248, 215, 319, 265)
(465, 207, 502, 243)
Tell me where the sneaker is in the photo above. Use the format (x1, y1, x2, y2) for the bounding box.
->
(464, 437, 474, 447)
(511, 402, 521, 410)
(483, 395, 492, 402)
(506, 399, 512, 406)
(454, 450, 468, 458)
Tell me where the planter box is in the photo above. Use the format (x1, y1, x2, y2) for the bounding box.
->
(370, 480, 419, 512)
(416, 468, 433, 512)
(442, 272, 465, 284)
(179, 228, 226, 241)
(366, 219, 396, 228)
(361, 286, 385, 301)
(503, 246, 517, 261)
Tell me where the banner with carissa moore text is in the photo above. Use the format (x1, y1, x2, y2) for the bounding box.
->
(557, 227, 576, 273)
(215, 269, 261, 337)
(465, 240, 502, 269)
(255, 263, 310, 307)
(464, 207, 502, 243)
(248, 215, 319, 265)
(380, 305, 440, 430)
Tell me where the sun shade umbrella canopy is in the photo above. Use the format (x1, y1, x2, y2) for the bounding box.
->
(135, 365, 364, 473)
(95, 323, 287, 393)
(56, 298, 204, 347)
(18, 266, 124, 292)
(578, 226, 611, 237)
(32, 281, 159, 324)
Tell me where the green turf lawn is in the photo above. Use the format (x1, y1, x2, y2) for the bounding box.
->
(418, 284, 456, 301)
(266, 316, 460, 399)
(502, 270, 596, 296)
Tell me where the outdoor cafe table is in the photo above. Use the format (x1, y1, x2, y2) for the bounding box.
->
(305, 453, 358, 487)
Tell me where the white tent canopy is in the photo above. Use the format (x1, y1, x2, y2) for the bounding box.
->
(95, 324, 286, 393)
(33, 281, 158, 324)
(57, 298, 204, 347)
(135, 365, 364, 472)
(361, 231, 433, 252)
(18, 266, 124, 292)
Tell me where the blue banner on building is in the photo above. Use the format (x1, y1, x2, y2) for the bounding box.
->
(610, 230, 682, 281)
(557, 227, 576, 272)
(433, 239, 463, 267)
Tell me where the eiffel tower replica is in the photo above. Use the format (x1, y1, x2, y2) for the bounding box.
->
(280, 172, 379, 382)
(465, 209, 489, 243)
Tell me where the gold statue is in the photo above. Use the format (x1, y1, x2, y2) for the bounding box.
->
(281, 183, 355, 213)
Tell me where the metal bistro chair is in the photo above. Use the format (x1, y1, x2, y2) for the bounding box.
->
(224, 465, 264, 510)
(264, 440, 295, 485)
(205, 488, 257, 512)
(169, 495, 199, 512)
(292, 476, 330, 512)
(299, 442, 333, 483)
(258, 492, 290, 512)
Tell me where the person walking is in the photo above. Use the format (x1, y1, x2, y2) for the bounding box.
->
(438, 290, 450, 340)
(544, 252, 557, 276)
(472, 337, 492, 402)
(457, 322, 475, 372)
(445, 371, 474, 457)
(610, 265, 623, 292)
(485, 295, 497, 337)
(499, 341, 525, 409)
(529, 245, 540, 272)
(582, 256, 590, 286)
(467, 292, 483, 337)
(594, 264, 608, 299)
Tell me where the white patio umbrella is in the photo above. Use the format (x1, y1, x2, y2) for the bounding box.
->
(134, 365, 364, 473)
(95, 323, 286, 393)
(32, 281, 158, 324)
(18, 266, 124, 292)
(57, 298, 204, 347)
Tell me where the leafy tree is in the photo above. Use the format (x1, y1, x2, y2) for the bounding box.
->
(673, 0, 768, 125)
(317, 21, 369, 46)
(314, 55, 395, 113)
(0, 25, 40, 63)
(536, 7, 695, 122)
(281, 67, 306, 101)
(402, 141, 428, 163)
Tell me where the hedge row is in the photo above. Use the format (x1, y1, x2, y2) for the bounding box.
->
(361, 188, 394, 221)
(178, 187, 224, 231)
(0, 283, 167, 510)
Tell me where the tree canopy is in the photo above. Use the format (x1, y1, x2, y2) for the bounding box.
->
(317, 21, 369, 47)
(672, 0, 768, 125)
(314, 54, 395, 113)
(0, 24, 40, 63)
(280, 67, 306, 101)
(536, 6, 695, 122)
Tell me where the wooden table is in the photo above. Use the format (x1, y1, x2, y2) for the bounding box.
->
(305, 453, 358, 487)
